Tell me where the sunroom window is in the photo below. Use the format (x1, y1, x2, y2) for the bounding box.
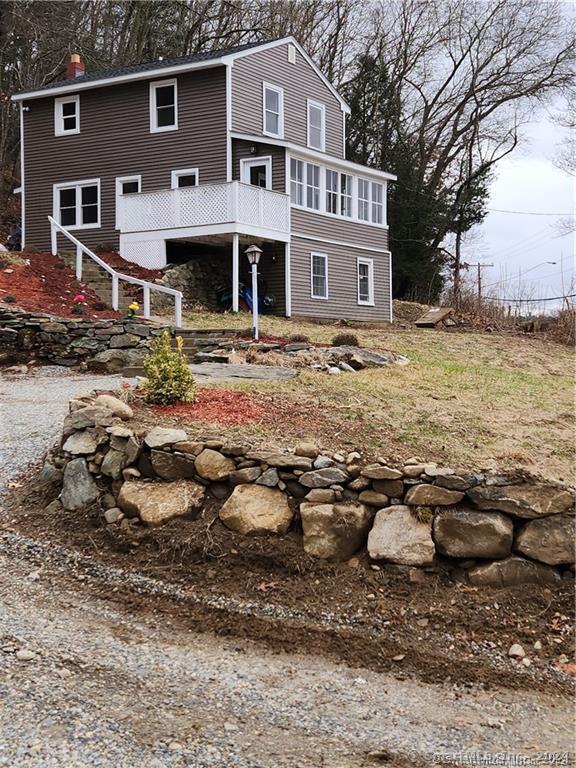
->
(340, 173, 353, 217)
(371, 182, 384, 224)
(326, 169, 338, 214)
(290, 158, 304, 205)
(306, 163, 320, 210)
(358, 179, 370, 221)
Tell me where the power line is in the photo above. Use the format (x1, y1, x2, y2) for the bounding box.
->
(487, 208, 575, 216)
(483, 293, 576, 304)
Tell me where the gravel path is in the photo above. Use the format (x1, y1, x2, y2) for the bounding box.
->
(0, 367, 573, 766)
(0, 367, 132, 486)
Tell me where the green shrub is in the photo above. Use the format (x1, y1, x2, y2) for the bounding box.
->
(3, 295, 16, 303)
(287, 333, 310, 343)
(331, 332, 360, 347)
(143, 330, 195, 405)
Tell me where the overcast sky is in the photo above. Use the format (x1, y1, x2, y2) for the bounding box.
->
(471, 115, 574, 308)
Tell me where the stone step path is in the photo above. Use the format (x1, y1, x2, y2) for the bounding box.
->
(121, 361, 298, 382)
(59, 253, 135, 310)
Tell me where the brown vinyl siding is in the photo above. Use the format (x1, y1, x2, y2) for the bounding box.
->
(232, 139, 286, 192)
(23, 66, 227, 252)
(291, 208, 389, 251)
(290, 236, 391, 322)
(232, 43, 345, 159)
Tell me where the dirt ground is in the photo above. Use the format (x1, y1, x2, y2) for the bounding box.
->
(5, 476, 574, 702)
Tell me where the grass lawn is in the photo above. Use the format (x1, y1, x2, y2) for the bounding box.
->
(176, 310, 574, 483)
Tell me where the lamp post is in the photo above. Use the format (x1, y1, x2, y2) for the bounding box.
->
(245, 244, 263, 341)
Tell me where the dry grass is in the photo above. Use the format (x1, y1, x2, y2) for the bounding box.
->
(177, 309, 575, 483)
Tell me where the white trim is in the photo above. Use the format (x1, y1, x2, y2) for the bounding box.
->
(53, 178, 101, 231)
(54, 94, 80, 136)
(12, 59, 225, 101)
(293, 232, 391, 256)
(342, 111, 346, 156)
(149, 78, 178, 133)
(388, 251, 393, 322)
(239, 155, 272, 189)
(307, 99, 326, 152)
(19, 103, 25, 249)
(226, 63, 233, 182)
(288, 44, 296, 65)
(231, 131, 396, 181)
(285, 241, 292, 316)
(115, 175, 142, 230)
(262, 81, 284, 139)
(357, 256, 375, 306)
(310, 251, 329, 300)
(121, 221, 290, 244)
(170, 167, 200, 189)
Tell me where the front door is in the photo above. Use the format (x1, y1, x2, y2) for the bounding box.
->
(240, 156, 272, 189)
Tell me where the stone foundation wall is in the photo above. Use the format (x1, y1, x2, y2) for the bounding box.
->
(0, 307, 170, 371)
(44, 392, 576, 587)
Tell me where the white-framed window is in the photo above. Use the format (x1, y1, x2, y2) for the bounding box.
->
(326, 169, 338, 214)
(240, 156, 272, 189)
(357, 257, 374, 305)
(115, 175, 141, 229)
(171, 168, 199, 189)
(307, 99, 326, 151)
(290, 158, 304, 205)
(54, 95, 80, 136)
(150, 78, 178, 133)
(310, 252, 328, 299)
(262, 82, 284, 138)
(340, 173, 353, 217)
(306, 163, 320, 210)
(371, 182, 384, 224)
(53, 178, 100, 230)
(358, 179, 370, 221)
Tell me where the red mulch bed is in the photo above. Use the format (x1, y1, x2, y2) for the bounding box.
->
(95, 251, 163, 282)
(0, 253, 122, 319)
(152, 388, 266, 426)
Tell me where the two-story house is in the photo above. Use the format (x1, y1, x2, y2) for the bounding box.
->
(12, 37, 396, 322)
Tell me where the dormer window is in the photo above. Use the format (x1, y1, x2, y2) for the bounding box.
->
(54, 95, 80, 136)
(263, 82, 283, 138)
(150, 78, 178, 133)
(307, 99, 326, 151)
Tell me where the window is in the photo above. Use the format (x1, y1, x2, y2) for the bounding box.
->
(290, 158, 304, 205)
(171, 168, 199, 189)
(371, 182, 384, 224)
(241, 157, 271, 189)
(358, 179, 370, 221)
(326, 169, 338, 214)
(115, 175, 141, 229)
(263, 83, 283, 138)
(53, 179, 100, 229)
(357, 258, 374, 305)
(306, 163, 320, 210)
(54, 95, 80, 135)
(288, 44, 296, 64)
(150, 79, 177, 133)
(340, 173, 353, 217)
(311, 252, 328, 299)
(307, 100, 326, 151)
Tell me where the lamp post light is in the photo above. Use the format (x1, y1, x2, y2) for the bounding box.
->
(245, 244, 263, 341)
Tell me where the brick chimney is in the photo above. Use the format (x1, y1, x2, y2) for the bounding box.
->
(66, 53, 85, 79)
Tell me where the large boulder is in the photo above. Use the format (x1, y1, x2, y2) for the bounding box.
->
(246, 452, 313, 471)
(367, 505, 435, 565)
(433, 509, 513, 559)
(62, 429, 106, 456)
(219, 485, 293, 535)
(467, 556, 560, 587)
(299, 502, 372, 560)
(144, 426, 188, 449)
(100, 448, 126, 479)
(467, 483, 574, 518)
(88, 348, 143, 373)
(94, 394, 133, 420)
(194, 449, 236, 481)
(298, 467, 349, 488)
(60, 458, 100, 510)
(117, 479, 205, 526)
(515, 515, 575, 566)
(361, 465, 403, 481)
(404, 484, 464, 506)
(150, 450, 196, 481)
(63, 405, 114, 433)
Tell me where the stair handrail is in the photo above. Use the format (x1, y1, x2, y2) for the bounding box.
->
(48, 216, 182, 327)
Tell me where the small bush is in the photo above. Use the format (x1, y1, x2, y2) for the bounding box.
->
(411, 506, 434, 524)
(287, 333, 310, 343)
(331, 332, 360, 347)
(92, 300, 108, 311)
(3, 295, 16, 303)
(143, 330, 195, 405)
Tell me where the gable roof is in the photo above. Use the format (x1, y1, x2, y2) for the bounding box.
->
(11, 36, 350, 111)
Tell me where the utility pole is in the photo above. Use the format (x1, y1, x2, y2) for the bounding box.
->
(466, 262, 494, 314)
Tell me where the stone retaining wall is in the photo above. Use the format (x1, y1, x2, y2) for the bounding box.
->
(43, 392, 576, 587)
(0, 307, 169, 371)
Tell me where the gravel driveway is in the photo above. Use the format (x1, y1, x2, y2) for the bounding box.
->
(0, 367, 573, 767)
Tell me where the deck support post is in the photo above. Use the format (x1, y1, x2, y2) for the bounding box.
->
(232, 233, 240, 313)
(285, 241, 292, 317)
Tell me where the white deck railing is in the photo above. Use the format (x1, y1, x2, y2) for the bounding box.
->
(48, 216, 183, 327)
(119, 181, 290, 236)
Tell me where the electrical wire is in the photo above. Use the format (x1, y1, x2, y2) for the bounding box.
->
(483, 293, 576, 303)
(487, 208, 575, 216)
